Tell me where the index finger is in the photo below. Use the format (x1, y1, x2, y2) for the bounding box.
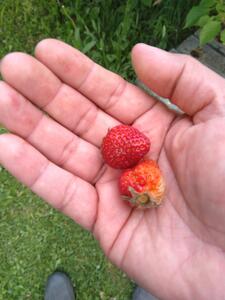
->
(34, 39, 155, 123)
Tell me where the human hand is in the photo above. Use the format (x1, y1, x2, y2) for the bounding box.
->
(0, 40, 225, 300)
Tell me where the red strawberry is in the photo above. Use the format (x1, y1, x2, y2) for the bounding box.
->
(101, 125, 150, 169)
(119, 160, 165, 208)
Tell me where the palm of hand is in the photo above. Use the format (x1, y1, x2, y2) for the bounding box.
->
(0, 40, 225, 300)
(96, 108, 225, 300)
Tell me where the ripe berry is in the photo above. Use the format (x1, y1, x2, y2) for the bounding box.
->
(119, 160, 165, 208)
(101, 124, 150, 169)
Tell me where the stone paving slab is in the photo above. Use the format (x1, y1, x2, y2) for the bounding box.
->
(193, 32, 225, 56)
(172, 33, 225, 78)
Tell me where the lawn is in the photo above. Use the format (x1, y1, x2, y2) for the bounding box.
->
(0, 0, 195, 299)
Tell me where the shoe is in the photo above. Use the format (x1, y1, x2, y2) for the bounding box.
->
(44, 271, 76, 300)
(132, 286, 159, 300)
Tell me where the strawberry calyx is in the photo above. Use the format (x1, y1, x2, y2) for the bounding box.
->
(122, 186, 160, 208)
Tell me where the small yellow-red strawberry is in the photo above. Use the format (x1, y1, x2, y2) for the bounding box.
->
(119, 159, 165, 208)
(101, 124, 150, 169)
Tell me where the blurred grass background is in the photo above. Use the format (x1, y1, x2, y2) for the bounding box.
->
(0, 0, 196, 299)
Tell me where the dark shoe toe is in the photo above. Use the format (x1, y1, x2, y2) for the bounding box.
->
(44, 272, 75, 300)
(132, 286, 159, 300)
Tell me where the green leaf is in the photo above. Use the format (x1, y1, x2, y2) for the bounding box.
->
(141, 0, 152, 7)
(74, 27, 81, 49)
(220, 29, 225, 44)
(199, 0, 215, 8)
(197, 15, 211, 27)
(216, 3, 225, 13)
(162, 24, 166, 38)
(184, 6, 208, 28)
(82, 40, 96, 54)
(199, 20, 221, 46)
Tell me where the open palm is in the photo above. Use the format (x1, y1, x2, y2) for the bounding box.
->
(0, 40, 225, 300)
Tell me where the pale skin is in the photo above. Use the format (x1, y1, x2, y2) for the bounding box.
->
(0, 40, 225, 300)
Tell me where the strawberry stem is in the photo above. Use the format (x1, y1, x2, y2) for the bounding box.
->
(127, 186, 160, 208)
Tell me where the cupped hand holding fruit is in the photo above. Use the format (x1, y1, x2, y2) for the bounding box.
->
(1, 40, 225, 299)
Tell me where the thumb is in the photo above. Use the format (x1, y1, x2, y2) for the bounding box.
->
(131, 43, 225, 123)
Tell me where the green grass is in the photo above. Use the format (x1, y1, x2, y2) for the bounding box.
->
(0, 170, 132, 300)
(0, 0, 196, 79)
(0, 0, 196, 299)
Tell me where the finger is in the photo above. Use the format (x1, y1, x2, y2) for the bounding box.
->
(0, 53, 118, 147)
(132, 43, 225, 123)
(0, 81, 103, 183)
(0, 134, 97, 230)
(34, 39, 155, 123)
